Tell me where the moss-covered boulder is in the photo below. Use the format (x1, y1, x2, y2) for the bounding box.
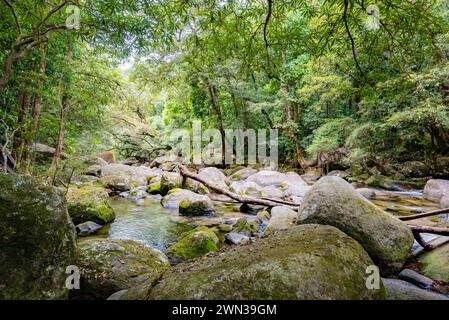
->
(160, 172, 183, 195)
(297, 176, 414, 275)
(76, 239, 170, 299)
(420, 243, 449, 283)
(66, 185, 115, 225)
(167, 227, 219, 262)
(0, 173, 76, 299)
(161, 189, 215, 214)
(122, 224, 385, 300)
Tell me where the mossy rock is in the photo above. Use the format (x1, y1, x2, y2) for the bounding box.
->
(366, 174, 400, 191)
(160, 172, 183, 195)
(232, 218, 258, 236)
(123, 224, 385, 300)
(100, 174, 131, 191)
(167, 226, 219, 262)
(76, 239, 170, 299)
(66, 185, 115, 225)
(179, 198, 214, 215)
(420, 243, 449, 283)
(0, 173, 76, 299)
(161, 189, 215, 214)
(297, 176, 414, 275)
(148, 181, 161, 194)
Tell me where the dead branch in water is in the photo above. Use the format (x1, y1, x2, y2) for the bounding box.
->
(399, 208, 449, 221)
(176, 164, 299, 209)
(409, 225, 449, 251)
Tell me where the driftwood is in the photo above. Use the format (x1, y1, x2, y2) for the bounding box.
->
(176, 164, 300, 209)
(399, 207, 449, 221)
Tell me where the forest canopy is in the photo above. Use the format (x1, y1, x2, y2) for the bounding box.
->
(0, 0, 448, 175)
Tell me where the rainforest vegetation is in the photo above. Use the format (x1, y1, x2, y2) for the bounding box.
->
(1, 0, 448, 175)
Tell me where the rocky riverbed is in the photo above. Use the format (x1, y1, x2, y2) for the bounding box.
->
(1, 158, 449, 300)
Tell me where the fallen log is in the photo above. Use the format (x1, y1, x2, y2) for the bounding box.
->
(410, 225, 449, 237)
(176, 164, 300, 209)
(409, 225, 449, 251)
(399, 208, 449, 221)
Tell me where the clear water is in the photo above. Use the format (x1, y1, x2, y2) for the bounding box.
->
(105, 196, 252, 252)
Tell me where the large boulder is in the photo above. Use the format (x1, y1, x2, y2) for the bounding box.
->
(0, 174, 76, 299)
(120, 225, 385, 300)
(198, 167, 229, 189)
(167, 227, 219, 262)
(264, 206, 297, 235)
(423, 179, 449, 202)
(76, 239, 170, 299)
(297, 176, 414, 275)
(66, 185, 115, 225)
(161, 189, 214, 214)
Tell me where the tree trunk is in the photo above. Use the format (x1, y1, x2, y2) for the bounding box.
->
(207, 82, 226, 165)
(50, 94, 68, 172)
(21, 45, 47, 173)
(12, 90, 31, 165)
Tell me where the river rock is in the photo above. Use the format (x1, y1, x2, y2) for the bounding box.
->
(400, 161, 431, 178)
(183, 178, 209, 194)
(160, 172, 183, 195)
(76, 239, 170, 299)
(66, 185, 115, 225)
(297, 176, 414, 275)
(441, 195, 449, 209)
(232, 218, 258, 237)
(398, 269, 434, 289)
(260, 185, 284, 198)
(167, 227, 219, 262)
(161, 189, 214, 214)
(229, 167, 258, 180)
(366, 174, 401, 191)
(101, 164, 157, 188)
(226, 232, 250, 245)
(0, 173, 76, 299)
(123, 225, 385, 300)
(246, 170, 295, 187)
(75, 221, 104, 237)
(229, 180, 262, 196)
(264, 206, 297, 235)
(382, 278, 448, 300)
(423, 179, 449, 202)
(419, 242, 449, 283)
(357, 188, 377, 199)
(198, 167, 229, 189)
(100, 175, 131, 191)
